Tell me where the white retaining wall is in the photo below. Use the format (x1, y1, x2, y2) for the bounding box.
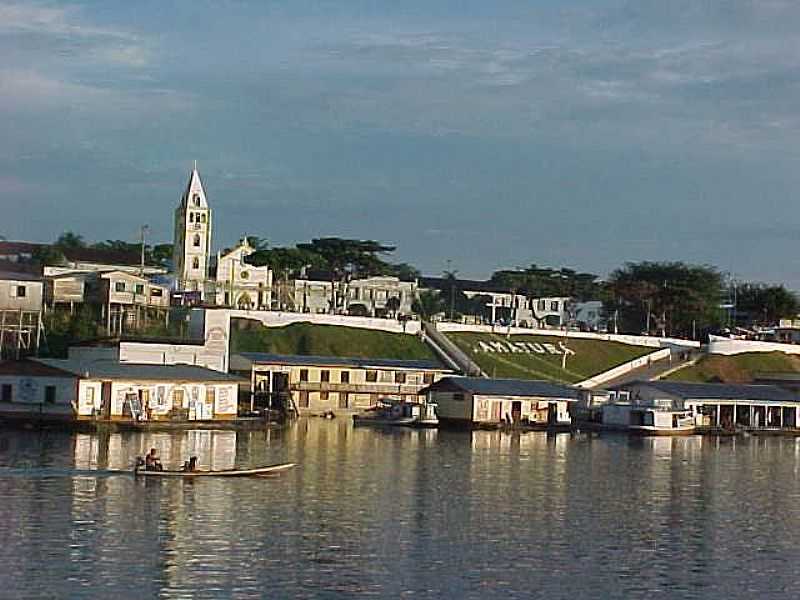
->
(576, 348, 672, 389)
(436, 323, 699, 349)
(206, 308, 421, 335)
(707, 338, 800, 356)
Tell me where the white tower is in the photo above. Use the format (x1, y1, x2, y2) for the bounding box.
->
(174, 163, 212, 294)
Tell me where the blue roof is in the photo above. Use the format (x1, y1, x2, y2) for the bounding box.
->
(235, 352, 448, 372)
(34, 359, 244, 382)
(617, 380, 797, 402)
(424, 376, 580, 400)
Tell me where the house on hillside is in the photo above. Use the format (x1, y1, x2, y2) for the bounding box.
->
(422, 376, 579, 427)
(287, 272, 416, 317)
(0, 271, 44, 359)
(230, 352, 450, 413)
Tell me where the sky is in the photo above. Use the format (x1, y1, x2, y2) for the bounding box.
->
(3, 1, 800, 285)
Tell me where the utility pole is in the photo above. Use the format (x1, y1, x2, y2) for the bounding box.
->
(139, 224, 149, 276)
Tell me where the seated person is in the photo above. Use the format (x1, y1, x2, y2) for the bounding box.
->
(144, 448, 163, 471)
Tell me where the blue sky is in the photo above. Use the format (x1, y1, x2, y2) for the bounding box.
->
(3, 1, 800, 284)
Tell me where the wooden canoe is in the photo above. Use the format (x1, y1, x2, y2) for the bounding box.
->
(134, 462, 296, 478)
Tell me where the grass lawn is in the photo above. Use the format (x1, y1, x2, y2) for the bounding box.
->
(665, 351, 800, 383)
(446, 332, 654, 383)
(230, 320, 437, 362)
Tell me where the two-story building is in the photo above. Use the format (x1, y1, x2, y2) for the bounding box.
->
(230, 352, 450, 413)
(0, 271, 44, 359)
(91, 271, 170, 335)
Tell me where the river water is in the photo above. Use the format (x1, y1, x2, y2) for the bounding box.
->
(1, 421, 800, 599)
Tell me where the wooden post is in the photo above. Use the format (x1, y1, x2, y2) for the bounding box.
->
(16, 309, 23, 359)
(0, 310, 6, 359)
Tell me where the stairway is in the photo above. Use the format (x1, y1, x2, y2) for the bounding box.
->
(422, 322, 486, 377)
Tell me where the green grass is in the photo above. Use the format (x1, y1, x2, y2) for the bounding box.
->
(230, 320, 437, 361)
(665, 351, 800, 383)
(446, 332, 653, 383)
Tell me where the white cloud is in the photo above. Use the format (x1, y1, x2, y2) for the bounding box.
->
(0, 2, 133, 39)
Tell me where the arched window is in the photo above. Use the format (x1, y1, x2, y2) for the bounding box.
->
(193, 194, 201, 207)
(193, 234, 201, 247)
(200, 213, 206, 223)
(189, 212, 194, 223)
(192, 257, 200, 269)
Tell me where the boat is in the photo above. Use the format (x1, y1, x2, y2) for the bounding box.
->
(352, 399, 438, 428)
(600, 402, 696, 435)
(134, 462, 296, 477)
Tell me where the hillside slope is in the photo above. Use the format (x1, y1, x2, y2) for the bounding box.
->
(665, 352, 800, 383)
(230, 320, 437, 361)
(445, 331, 653, 383)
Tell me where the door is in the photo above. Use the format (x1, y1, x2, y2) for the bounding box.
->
(547, 402, 557, 425)
(205, 388, 216, 418)
(492, 401, 503, 423)
(338, 393, 349, 409)
(101, 382, 112, 418)
(511, 401, 522, 423)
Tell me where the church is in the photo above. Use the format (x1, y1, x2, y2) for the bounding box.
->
(173, 164, 272, 310)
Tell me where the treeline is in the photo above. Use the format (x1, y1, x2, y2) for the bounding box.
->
(25, 231, 800, 337)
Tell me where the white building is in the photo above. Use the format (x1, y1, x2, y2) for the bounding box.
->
(0, 271, 44, 359)
(212, 239, 272, 310)
(290, 275, 417, 317)
(173, 165, 212, 296)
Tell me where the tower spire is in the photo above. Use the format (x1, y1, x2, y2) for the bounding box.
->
(194, 159, 197, 171)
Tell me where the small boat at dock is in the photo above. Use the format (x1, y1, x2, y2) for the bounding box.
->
(352, 399, 438, 428)
(134, 462, 296, 477)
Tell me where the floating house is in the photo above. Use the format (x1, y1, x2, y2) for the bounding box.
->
(230, 352, 450, 413)
(0, 358, 242, 423)
(612, 381, 800, 430)
(422, 376, 578, 427)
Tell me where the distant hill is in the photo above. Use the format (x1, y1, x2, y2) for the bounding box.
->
(445, 331, 653, 383)
(665, 351, 800, 383)
(230, 320, 437, 362)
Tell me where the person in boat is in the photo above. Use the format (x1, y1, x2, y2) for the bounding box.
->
(181, 456, 198, 472)
(144, 448, 163, 471)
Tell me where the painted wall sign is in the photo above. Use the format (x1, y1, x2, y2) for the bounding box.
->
(472, 340, 575, 356)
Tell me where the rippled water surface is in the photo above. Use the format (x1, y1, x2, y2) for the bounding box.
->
(2, 421, 800, 599)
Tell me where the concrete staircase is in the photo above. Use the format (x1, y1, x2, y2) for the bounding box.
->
(422, 322, 486, 377)
(599, 348, 699, 387)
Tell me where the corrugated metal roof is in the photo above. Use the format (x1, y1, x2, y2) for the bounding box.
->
(235, 352, 447, 371)
(33, 358, 243, 382)
(619, 380, 796, 402)
(424, 376, 580, 399)
(0, 270, 43, 282)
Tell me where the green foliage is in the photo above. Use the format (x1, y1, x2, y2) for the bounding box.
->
(447, 332, 652, 383)
(32, 245, 66, 266)
(248, 246, 327, 275)
(607, 261, 724, 337)
(666, 352, 800, 383)
(489, 265, 605, 301)
(734, 283, 799, 325)
(412, 290, 446, 320)
(42, 307, 103, 357)
(296, 238, 396, 279)
(230, 320, 436, 360)
(55, 231, 85, 249)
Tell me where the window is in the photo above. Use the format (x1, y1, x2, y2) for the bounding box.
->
(538, 300, 545, 311)
(173, 389, 185, 407)
(200, 214, 206, 223)
(135, 284, 144, 295)
(453, 393, 465, 402)
(193, 234, 201, 247)
(320, 391, 329, 401)
(341, 371, 350, 384)
(240, 271, 249, 280)
(150, 288, 163, 297)
(550, 301, 559, 311)
(189, 212, 194, 223)
(192, 257, 200, 269)
(1, 384, 11, 402)
(423, 373, 434, 385)
(366, 370, 378, 383)
(320, 370, 330, 383)
(193, 194, 201, 206)
(299, 391, 309, 408)
(85, 386, 94, 407)
(44, 386, 56, 404)
(15, 286, 26, 298)
(395, 372, 406, 384)
(115, 281, 126, 292)
(299, 369, 309, 382)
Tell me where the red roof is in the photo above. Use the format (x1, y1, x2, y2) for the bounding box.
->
(0, 360, 76, 378)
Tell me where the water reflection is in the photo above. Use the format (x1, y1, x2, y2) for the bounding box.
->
(3, 424, 800, 598)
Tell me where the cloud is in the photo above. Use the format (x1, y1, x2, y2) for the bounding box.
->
(0, 2, 134, 40)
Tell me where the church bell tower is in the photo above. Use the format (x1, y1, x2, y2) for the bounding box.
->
(174, 163, 212, 295)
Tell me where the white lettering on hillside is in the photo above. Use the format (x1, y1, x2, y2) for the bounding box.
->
(473, 340, 575, 356)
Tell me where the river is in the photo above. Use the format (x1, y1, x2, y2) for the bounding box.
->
(1, 421, 799, 599)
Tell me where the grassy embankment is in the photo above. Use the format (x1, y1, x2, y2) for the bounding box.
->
(665, 351, 800, 383)
(446, 332, 653, 383)
(230, 320, 437, 361)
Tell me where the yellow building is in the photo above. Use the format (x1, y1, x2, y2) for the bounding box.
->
(231, 352, 451, 413)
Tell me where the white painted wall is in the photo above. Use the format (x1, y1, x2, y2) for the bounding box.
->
(0, 278, 43, 311)
(0, 374, 76, 406)
(576, 348, 672, 389)
(707, 337, 800, 356)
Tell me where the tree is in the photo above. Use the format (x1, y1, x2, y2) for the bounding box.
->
(54, 231, 85, 249)
(735, 284, 799, 326)
(607, 261, 724, 337)
(32, 245, 66, 266)
(412, 290, 446, 321)
(150, 243, 174, 267)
